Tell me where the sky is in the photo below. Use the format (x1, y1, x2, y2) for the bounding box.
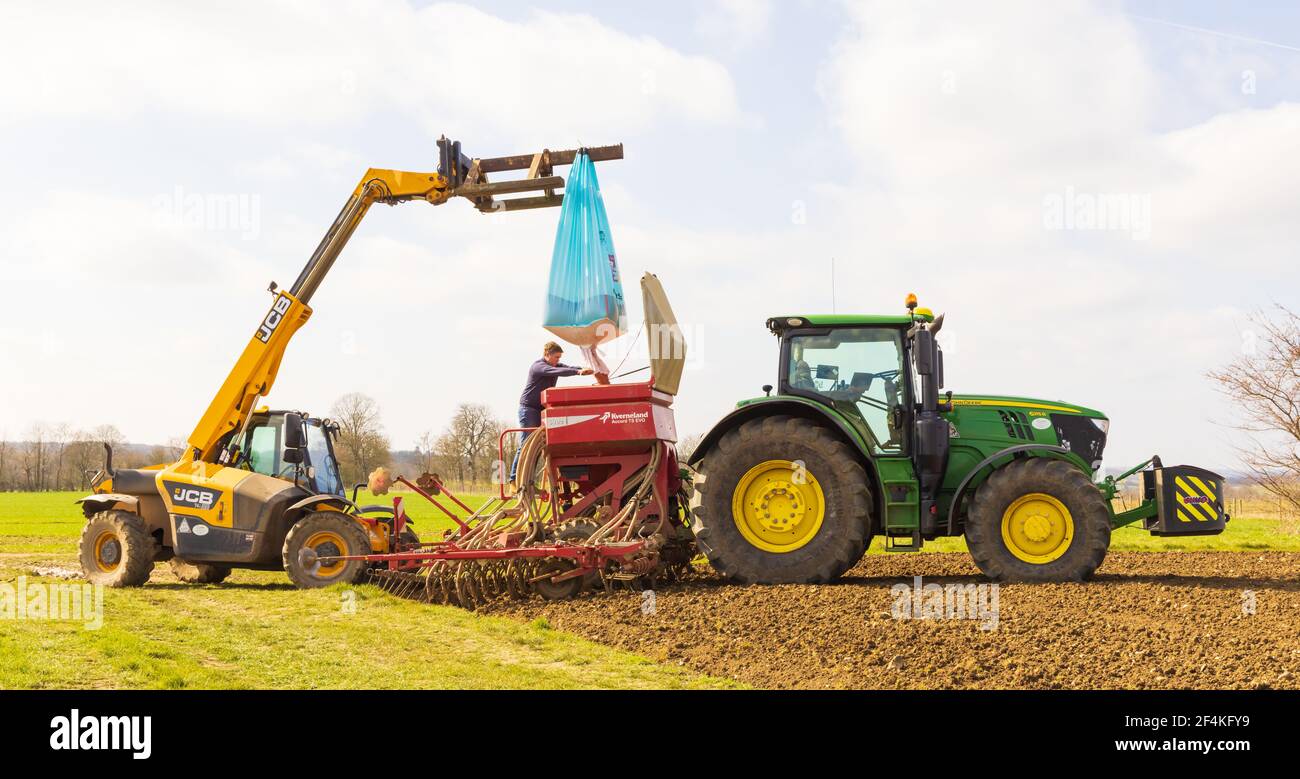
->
(0, 0, 1297, 474)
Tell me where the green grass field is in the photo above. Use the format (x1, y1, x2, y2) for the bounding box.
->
(6, 490, 1296, 555)
(2, 489, 1296, 690)
(0, 490, 737, 690)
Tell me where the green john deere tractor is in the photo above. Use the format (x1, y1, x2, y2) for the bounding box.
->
(687, 295, 1228, 583)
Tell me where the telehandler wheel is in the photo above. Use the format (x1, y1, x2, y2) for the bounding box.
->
(965, 458, 1111, 582)
(282, 512, 372, 589)
(690, 415, 871, 584)
(78, 510, 155, 587)
(168, 558, 232, 584)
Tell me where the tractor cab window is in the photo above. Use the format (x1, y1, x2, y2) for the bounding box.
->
(786, 328, 906, 453)
(245, 421, 282, 477)
(304, 422, 343, 496)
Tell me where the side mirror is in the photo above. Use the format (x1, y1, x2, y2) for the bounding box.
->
(284, 413, 305, 449)
(914, 331, 934, 375)
(283, 412, 305, 465)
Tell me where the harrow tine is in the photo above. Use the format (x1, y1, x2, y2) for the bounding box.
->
(454, 563, 481, 610)
(366, 566, 431, 601)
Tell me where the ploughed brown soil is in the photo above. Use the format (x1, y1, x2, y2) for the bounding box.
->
(488, 552, 1300, 689)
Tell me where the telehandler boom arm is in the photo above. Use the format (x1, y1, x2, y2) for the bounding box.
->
(182, 137, 623, 463)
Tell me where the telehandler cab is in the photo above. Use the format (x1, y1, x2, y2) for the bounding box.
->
(77, 137, 624, 589)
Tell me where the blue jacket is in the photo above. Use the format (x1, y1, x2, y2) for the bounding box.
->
(519, 358, 581, 409)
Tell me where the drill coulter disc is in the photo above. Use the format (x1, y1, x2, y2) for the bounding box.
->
(487, 561, 512, 599)
(476, 561, 497, 599)
(454, 562, 483, 610)
(505, 559, 529, 599)
(423, 562, 456, 606)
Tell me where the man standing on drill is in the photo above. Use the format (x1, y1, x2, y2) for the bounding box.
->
(510, 341, 593, 482)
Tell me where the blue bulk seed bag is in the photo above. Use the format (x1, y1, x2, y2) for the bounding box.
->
(542, 151, 627, 346)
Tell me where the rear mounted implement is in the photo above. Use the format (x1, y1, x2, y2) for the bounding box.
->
(318, 274, 692, 608)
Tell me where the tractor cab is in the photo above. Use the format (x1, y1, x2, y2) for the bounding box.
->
(766, 295, 950, 529)
(222, 409, 345, 497)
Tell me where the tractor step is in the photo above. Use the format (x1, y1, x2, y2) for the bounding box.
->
(884, 531, 922, 552)
(880, 476, 921, 551)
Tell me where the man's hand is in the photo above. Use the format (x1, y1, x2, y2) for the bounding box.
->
(580, 368, 595, 375)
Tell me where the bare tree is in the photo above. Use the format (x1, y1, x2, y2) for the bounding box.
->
(147, 436, 187, 466)
(0, 435, 9, 491)
(64, 432, 104, 491)
(49, 423, 72, 490)
(21, 423, 49, 491)
(330, 392, 391, 487)
(1208, 305, 1300, 511)
(92, 424, 127, 449)
(436, 404, 506, 488)
(676, 433, 704, 463)
(413, 430, 443, 475)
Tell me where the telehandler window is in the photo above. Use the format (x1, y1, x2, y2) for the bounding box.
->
(786, 328, 906, 453)
(245, 423, 281, 477)
(304, 423, 343, 496)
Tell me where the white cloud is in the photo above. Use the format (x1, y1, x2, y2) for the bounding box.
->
(809, 0, 1300, 469)
(0, 0, 744, 139)
(696, 0, 774, 52)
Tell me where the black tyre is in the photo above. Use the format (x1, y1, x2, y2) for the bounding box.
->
(168, 558, 232, 584)
(282, 512, 372, 589)
(78, 510, 155, 587)
(689, 416, 871, 584)
(964, 458, 1111, 582)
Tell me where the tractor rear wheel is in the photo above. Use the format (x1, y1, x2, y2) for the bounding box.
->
(690, 416, 871, 584)
(283, 512, 372, 589)
(78, 510, 155, 587)
(964, 458, 1110, 582)
(168, 558, 232, 584)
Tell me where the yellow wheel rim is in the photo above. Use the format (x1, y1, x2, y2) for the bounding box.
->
(93, 530, 121, 573)
(731, 459, 825, 553)
(305, 530, 349, 577)
(1001, 492, 1074, 564)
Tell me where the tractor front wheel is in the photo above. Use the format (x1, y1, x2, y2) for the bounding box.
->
(283, 512, 372, 589)
(964, 458, 1110, 582)
(78, 510, 155, 587)
(690, 416, 871, 584)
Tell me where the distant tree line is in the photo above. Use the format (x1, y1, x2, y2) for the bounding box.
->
(0, 424, 183, 492)
(0, 395, 517, 494)
(326, 395, 518, 491)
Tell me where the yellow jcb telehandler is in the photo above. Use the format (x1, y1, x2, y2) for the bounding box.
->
(77, 137, 623, 589)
